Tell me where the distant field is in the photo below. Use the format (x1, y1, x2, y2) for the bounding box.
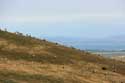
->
(89, 51, 125, 57)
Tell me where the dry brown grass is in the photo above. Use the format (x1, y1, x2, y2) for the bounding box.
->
(0, 30, 125, 83)
(0, 59, 125, 83)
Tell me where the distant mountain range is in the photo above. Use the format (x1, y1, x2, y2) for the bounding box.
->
(44, 36, 125, 51)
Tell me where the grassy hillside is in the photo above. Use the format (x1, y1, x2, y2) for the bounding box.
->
(0, 29, 125, 83)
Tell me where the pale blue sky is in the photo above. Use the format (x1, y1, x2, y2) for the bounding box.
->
(0, 0, 125, 38)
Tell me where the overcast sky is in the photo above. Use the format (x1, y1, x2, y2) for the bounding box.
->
(0, 0, 125, 38)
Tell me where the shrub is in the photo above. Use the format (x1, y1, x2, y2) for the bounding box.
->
(55, 43, 58, 45)
(43, 39, 46, 42)
(102, 67, 107, 70)
(71, 46, 75, 49)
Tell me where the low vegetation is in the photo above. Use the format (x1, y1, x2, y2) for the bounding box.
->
(0, 29, 125, 83)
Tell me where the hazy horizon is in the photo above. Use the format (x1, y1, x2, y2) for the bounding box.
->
(0, 0, 125, 39)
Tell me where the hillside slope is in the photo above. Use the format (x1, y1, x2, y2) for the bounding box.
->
(111, 56, 125, 62)
(0, 30, 125, 83)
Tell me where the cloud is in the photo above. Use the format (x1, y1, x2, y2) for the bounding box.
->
(0, 12, 124, 24)
(0, 0, 124, 24)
